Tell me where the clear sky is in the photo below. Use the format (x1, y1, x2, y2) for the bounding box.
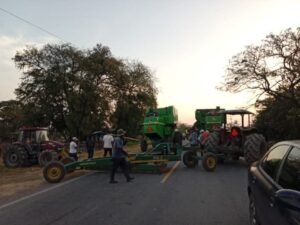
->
(0, 0, 300, 124)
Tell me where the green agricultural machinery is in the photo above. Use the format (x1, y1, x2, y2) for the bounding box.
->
(43, 142, 219, 183)
(140, 106, 178, 152)
(194, 107, 266, 164)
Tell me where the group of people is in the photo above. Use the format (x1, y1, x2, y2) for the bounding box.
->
(173, 128, 210, 148)
(68, 129, 134, 184)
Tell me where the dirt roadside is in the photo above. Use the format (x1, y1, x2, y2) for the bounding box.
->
(0, 144, 139, 205)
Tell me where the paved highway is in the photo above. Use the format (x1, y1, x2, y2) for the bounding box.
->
(0, 160, 249, 225)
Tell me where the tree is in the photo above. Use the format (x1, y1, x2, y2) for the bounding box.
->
(220, 27, 300, 140)
(110, 61, 157, 136)
(13, 43, 157, 139)
(255, 97, 300, 140)
(220, 28, 300, 107)
(0, 100, 23, 140)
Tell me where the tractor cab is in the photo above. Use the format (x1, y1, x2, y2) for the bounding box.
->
(17, 127, 49, 144)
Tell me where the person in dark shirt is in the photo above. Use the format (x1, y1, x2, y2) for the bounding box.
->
(86, 135, 95, 160)
(110, 129, 134, 184)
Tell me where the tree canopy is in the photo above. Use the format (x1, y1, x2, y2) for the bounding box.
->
(12, 43, 157, 139)
(220, 28, 300, 107)
(220, 27, 300, 140)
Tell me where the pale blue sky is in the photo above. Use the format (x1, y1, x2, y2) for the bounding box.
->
(0, 0, 300, 124)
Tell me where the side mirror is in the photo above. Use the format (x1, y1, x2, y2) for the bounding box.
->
(275, 189, 300, 211)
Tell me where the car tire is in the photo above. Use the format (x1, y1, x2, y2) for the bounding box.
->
(244, 134, 266, 165)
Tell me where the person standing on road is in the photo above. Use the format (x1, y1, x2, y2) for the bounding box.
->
(69, 137, 78, 161)
(103, 131, 114, 157)
(86, 135, 95, 160)
(110, 129, 134, 184)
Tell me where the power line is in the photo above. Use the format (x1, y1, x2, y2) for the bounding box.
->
(0, 6, 68, 43)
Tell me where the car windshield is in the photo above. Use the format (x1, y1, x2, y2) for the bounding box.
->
(36, 130, 49, 142)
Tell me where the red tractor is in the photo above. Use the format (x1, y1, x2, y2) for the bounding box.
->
(3, 127, 64, 168)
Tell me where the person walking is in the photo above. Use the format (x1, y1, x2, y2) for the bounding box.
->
(103, 131, 114, 157)
(86, 135, 95, 160)
(110, 129, 134, 184)
(69, 137, 78, 161)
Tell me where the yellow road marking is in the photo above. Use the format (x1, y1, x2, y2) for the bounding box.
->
(160, 161, 181, 184)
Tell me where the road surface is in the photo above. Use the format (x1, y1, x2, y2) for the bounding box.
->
(0, 160, 249, 225)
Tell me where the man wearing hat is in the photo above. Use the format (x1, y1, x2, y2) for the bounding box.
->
(110, 129, 134, 184)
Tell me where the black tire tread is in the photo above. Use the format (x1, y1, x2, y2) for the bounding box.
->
(243, 133, 266, 165)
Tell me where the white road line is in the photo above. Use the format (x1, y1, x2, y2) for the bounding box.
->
(160, 161, 181, 184)
(0, 172, 94, 210)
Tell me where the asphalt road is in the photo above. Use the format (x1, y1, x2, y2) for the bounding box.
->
(0, 160, 250, 225)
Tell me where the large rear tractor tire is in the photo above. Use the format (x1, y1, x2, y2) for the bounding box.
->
(244, 134, 266, 165)
(39, 150, 58, 167)
(202, 153, 217, 172)
(182, 151, 198, 168)
(3, 145, 20, 168)
(204, 132, 220, 153)
(43, 161, 66, 183)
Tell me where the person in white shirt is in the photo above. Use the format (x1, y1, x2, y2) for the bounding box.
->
(103, 132, 114, 157)
(69, 137, 78, 161)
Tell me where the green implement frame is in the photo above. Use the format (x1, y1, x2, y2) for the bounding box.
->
(43, 142, 220, 183)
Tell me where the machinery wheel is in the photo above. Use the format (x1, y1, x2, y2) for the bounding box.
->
(182, 151, 198, 168)
(39, 150, 57, 167)
(17, 147, 31, 167)
(3, 145, 20, 168)
(243, 134, 266, 165)
(43, 161, 66, 183)
(202, 153, 217, 172)
(204, 132, 219, 153)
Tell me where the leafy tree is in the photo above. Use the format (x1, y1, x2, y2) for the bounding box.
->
(220, 28, 300, 140)
(255, 97, 300, 140)
(220, 28, 300, 107)
(13, 43, 157, 139)
(110, 61, 157, 136)
(0, 100, 23, 140)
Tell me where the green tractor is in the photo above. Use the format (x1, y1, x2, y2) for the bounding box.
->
(194, 107, 267, 164)
(140, 106, 178, 152)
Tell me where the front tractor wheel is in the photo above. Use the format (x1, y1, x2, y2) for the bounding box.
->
(182, 151, 198, 168)
(202, 153, 217, 172)
(43, 161, 66, 183)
